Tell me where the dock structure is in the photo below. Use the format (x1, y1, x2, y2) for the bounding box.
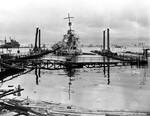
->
(102, 28, 110, 53)
(6, 57, 129, 70)
(34, 27, 41, 52)
(107, 28, 110, 51)
(0, 27, 52, 60)
(103, 30, 105, 51)
(0, 27, 148, 71)
(94, 28, 149, 65)
(91, 50, 148, 65)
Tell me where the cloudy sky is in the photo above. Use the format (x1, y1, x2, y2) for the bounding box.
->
(0, 0, 150, 46)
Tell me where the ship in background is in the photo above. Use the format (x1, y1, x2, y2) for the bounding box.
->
(0, 37, 20, 48)
(51, 14, 82, 56)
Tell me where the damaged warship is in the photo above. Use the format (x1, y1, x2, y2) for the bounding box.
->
(51, 14, 82, 56)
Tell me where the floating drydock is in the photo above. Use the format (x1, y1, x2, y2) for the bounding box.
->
(91, 28, 149, 65)
(19, 27, 52, 59)
(16, 49, 51, 60)
(0, 28, 51, 60)
(0, 49, 51, 60)
(91, 50, 148, 65)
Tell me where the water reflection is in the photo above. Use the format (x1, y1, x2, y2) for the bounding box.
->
(103, 56, 110, 85)
(32, 55, 149, 103)
(0, 68, 25, 83)
(65, 56, 78, 99)
(102, 56, 149, 86)
(64, 67, 77, 77)
(68, 76, 72, 100)
(140, 66, 147, 85)
(107, 64, 110, 85)
(35, 68, 41, 85)
(64, 67, 78, 100)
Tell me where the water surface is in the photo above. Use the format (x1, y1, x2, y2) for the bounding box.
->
(1, 47, 150, 112)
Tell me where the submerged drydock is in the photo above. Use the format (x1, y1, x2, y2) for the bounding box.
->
(0, 27, 52, 72)
(91, 28, 149, 65)
(0, 28, 149, 73)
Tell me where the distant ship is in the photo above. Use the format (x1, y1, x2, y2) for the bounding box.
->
(0, 37, 20, 48)
(51, 14, 82, 56)
(113, 44, 123, 48)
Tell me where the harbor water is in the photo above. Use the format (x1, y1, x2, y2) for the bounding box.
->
(0, 47, 150, 112)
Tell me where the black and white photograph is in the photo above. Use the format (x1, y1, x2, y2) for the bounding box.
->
(0, 0, 150, 115)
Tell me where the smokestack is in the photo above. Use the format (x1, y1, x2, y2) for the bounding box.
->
(35, 27, 39, 49)
(39, 29, 41, 49)
(107, 28, 110, 51)
(103, 30, 105, 51)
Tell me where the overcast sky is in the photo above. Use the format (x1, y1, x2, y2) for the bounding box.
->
(0, 0, 150, 46)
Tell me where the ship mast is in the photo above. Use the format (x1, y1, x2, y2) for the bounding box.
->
(64, 13, 74, 32)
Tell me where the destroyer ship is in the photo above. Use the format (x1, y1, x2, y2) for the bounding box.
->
(51, 14, 82, 56)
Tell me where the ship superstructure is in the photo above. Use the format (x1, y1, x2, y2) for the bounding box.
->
(0, 37, 20, 48)
(52, 14, 82, 55)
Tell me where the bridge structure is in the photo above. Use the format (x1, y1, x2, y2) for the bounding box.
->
(11, 57, 130, 70)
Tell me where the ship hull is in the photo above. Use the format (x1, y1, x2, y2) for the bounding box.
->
(53, 49, 82, 56)
(0, 45, 20, 48)
(0, 38, 20, 48)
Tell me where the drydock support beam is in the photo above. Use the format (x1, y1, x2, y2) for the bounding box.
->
(34, 27, 42, 51)
(103, 30, 106, 51)
(35, 27, 39, 49)
(39, 29, 41, 49)
(107, 28, 110, 51)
